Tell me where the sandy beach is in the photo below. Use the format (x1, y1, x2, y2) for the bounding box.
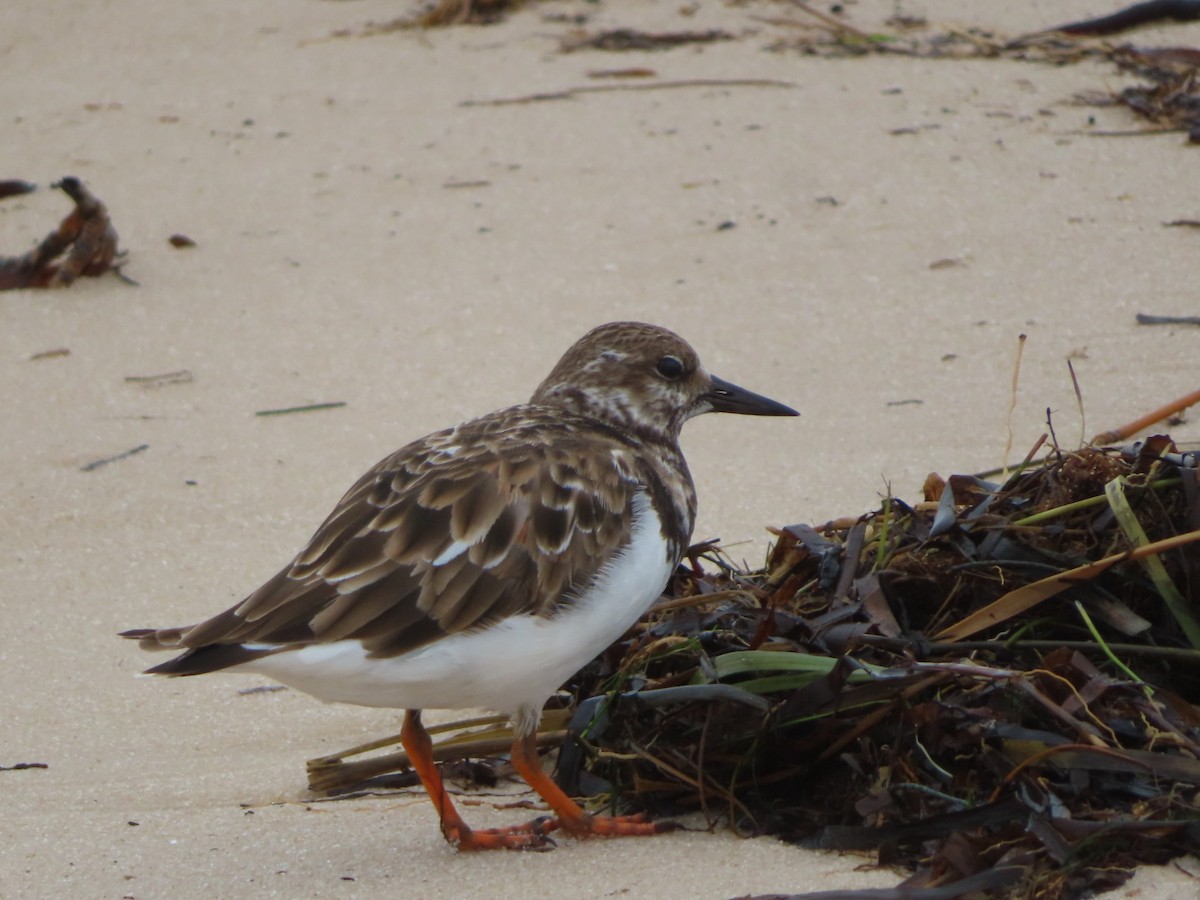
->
(4, 0, 1200, 896)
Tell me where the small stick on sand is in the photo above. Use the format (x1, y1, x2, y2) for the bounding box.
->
(80, 443, 149, 472)
(1091, 388, 1200, 444)
(255, 402, 347, 417)
(461, 79, 794, 108)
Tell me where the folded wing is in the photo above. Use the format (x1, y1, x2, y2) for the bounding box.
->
(124, 413, 644, 675)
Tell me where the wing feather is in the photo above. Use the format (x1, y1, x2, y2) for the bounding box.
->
(382, 503, 454, 564)
(448, 475, 506, 543)
(131, 409, 660, 670)
(311, 568, 421, 642)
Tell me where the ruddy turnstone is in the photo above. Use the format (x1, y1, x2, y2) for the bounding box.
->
(123, 321, 797, 851)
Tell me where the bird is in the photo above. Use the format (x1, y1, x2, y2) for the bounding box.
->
(122, 321, 798, 851)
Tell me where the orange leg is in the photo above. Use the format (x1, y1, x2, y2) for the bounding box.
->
(509, 729, 672, 838)
(400, 710, 555, 851)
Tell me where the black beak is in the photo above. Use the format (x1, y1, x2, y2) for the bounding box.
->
(704, 375, 799, 417)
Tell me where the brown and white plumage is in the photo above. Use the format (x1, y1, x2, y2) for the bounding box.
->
(123, 321, 797, 850)
(133, 413, 664, 670)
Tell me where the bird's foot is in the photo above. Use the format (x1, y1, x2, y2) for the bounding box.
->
(444, 815, 559, 852)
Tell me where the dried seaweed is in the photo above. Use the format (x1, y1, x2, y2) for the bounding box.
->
(553, 436, 1200, 898)
(0, 177, 124, 290)
(561, 29, 736, 53)
(345, 4, 1200, 140)
(416, 0, 516, 27)
(1109, 54, 1200, 141)
(760, 12, 1200, 141)
(338, 0, 518, 35)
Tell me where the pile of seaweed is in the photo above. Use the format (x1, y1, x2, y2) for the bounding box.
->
(552, 434, 1200, 898)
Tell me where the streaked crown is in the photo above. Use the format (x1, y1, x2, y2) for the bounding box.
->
(530, 322, 712, 442)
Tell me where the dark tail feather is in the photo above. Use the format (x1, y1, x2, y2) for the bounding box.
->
(120, 628, 281, 676)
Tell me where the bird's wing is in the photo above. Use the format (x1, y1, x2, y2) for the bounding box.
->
(127, 411, 651, 669)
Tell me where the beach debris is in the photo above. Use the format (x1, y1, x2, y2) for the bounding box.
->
(555, 440, 1200, 898)
(335, 0, 515, 35)
(168, 233, 197, 248)
(124, 370, 194, 389)
(1101, 46, 1200, 141)
(29, 348, 70, 361)
(344, 4, 1199, 142)
(1091, 388, 1200, 443)
(80, 444, 149, 472)
(753, 6, 1200, 140)
(417, 0, 513, 27)
(0, 179, 36, 200)
(927, 257, 965, 270)
(461, 78, 795, 108)
(586, 68, 658, 79)
(561, 28, 735, 53)
(888, 123, 941, 136)
(0, 177, 124, 290)
(1137, 312, 1200, 325)
(307, 710, 572, 794)
(254, 401, 347, 417)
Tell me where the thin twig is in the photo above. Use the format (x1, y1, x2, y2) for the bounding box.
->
(1078, 127, 1187, 137)
(80, 444, 149, 472)
(461, 79, 795, 108)
(1092, 388, 1200, 444)
(628, 742, 758, 827)
(124, 369, 194, 387)
(650, 590, 760, 615)
(1067, 358, 1086, 450)
(307, 731, 568, 794)
(255, 402, 347, 417)
(1001, 333, 1027, 480)
(1137, 312, 1200, 326)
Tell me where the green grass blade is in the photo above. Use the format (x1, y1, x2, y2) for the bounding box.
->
(1105, 476, 1200, 648)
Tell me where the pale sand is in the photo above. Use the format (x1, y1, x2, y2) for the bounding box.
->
(3, 0, 1199, 896)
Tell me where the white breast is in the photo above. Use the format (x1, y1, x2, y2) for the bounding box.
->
(231, 492, 675, 725)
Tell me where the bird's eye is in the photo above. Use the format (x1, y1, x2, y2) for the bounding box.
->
(656, 355, 685, 379)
